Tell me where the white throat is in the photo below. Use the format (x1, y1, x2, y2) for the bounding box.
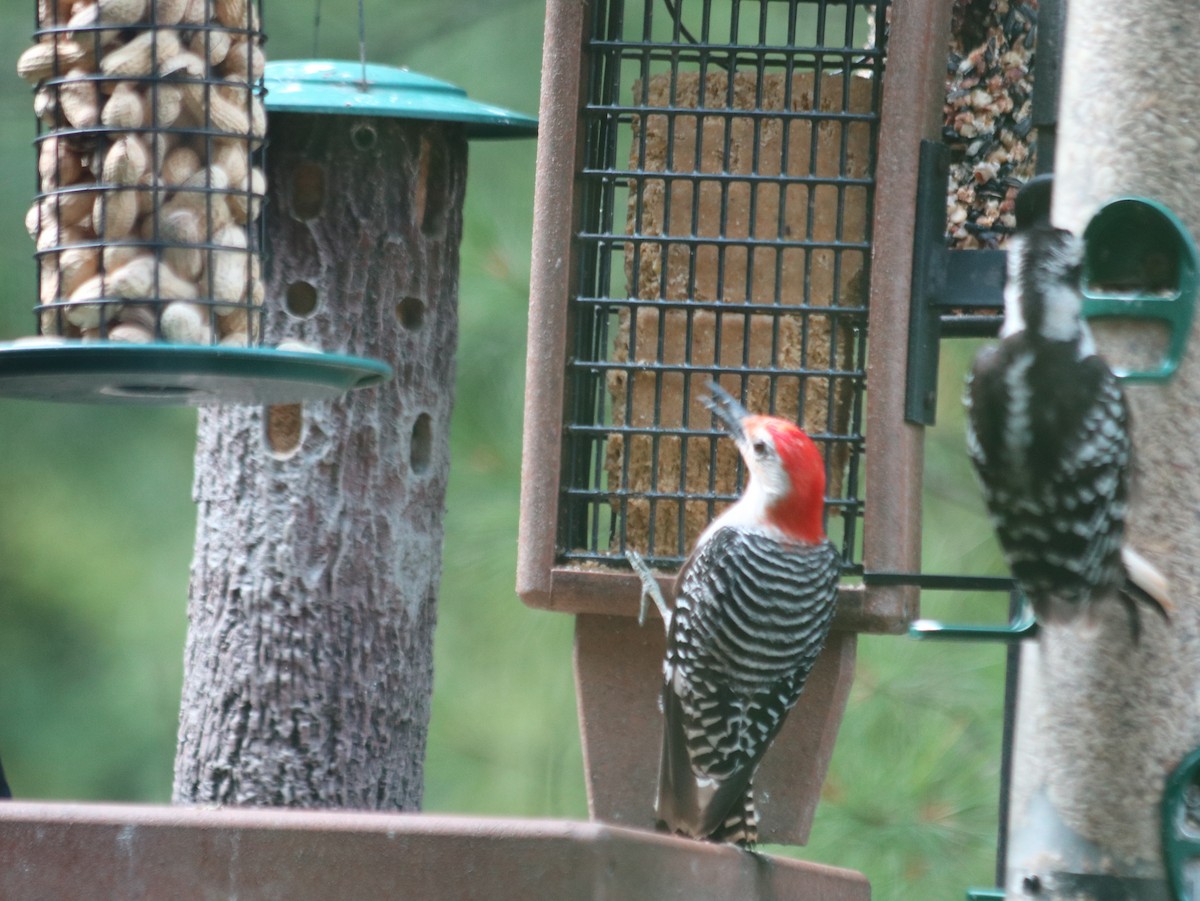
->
(697, 473, 773, 546)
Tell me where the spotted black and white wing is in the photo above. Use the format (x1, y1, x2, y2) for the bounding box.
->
(966, 337, 1131, 623)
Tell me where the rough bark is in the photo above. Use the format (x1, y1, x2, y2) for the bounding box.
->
(173, 112, 467, 809)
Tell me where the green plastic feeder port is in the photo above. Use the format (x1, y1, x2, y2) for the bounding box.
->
(1082, 197, 1199, 383)
(1163, 746, 1200, 901)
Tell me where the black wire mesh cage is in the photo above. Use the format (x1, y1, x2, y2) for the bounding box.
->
(20, 0, 267, 346)
(559, 0, 888, 572)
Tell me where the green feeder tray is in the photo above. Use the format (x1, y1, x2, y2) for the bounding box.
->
(263, 60, 539, 137)
(0, 342, 391, 406)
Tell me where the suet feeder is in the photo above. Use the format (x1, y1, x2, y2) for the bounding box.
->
(0, 1, 390, 405)
(519, 0, 953, 846)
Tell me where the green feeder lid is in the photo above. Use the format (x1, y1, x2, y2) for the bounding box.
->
(263, 60, 538, 139)
(0, 342, 391, 406)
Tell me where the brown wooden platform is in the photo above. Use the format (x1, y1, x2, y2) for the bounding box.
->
(0, 802, 870, 900)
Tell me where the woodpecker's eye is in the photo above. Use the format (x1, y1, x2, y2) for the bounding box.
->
(752, 439, 770, 457)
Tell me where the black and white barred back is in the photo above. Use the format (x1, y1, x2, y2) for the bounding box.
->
(656, 525, 840, 846)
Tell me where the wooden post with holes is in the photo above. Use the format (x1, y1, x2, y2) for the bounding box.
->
(174, 112, 466, 808)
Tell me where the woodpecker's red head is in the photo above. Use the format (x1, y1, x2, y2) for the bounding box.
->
(704, 384, 827, 544)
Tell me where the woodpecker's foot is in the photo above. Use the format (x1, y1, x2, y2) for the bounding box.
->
(625, 550, 671, 632)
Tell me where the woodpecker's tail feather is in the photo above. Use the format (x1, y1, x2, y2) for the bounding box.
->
(709, 782, 758, 848)
(1116, 547, 1171, 644)
(655, 689, 756, 842)
(1031, 548, 1170, 643)
(1122, 547, 1172, 619)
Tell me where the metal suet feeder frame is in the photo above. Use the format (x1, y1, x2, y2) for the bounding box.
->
(0, 2, 392, 406)
(518, 0, 958, 846)
(519, 0, 945, 634)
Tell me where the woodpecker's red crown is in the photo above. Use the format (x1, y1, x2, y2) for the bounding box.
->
(741, 415, 827, 544)
(703, 384, 828, 545)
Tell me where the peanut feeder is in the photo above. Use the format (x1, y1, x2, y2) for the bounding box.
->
(20, 0, 268, 347)
(0, 5, 391, 404)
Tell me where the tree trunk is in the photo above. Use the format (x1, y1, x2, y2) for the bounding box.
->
(174, 112, 466, 809)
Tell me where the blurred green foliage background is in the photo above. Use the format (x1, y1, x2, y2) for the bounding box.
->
(0, 1, 1012, 898)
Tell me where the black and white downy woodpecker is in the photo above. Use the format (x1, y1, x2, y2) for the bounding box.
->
(965, 185, 1171, 640)
(628, 384, 840, 847)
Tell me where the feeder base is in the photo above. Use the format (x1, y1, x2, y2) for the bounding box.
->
(0, 342, 391, 405)
(0, 802, 869, 901)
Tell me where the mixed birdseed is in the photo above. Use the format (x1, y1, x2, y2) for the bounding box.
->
(944, 0, 1038, 249)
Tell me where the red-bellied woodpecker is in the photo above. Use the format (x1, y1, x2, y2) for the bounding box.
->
(965, 187, 1171, 641)
(627, 383, 840, 847)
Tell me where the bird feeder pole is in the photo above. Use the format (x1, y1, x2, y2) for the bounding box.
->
(1005, 6, 1200, 898)
(174, 62, 536, 808)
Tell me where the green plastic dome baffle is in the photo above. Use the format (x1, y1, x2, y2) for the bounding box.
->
(261, 60, 539, 137)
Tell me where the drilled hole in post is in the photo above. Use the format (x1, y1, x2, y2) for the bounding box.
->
(291, 162, 325, 219)
(417, 133, 448, 237)
(410, 413, 432, 474)
(414, 139, 429, 229)
(285, 280, 319, 318)
(351, 123, 378, 151)
(396, 297, 424, 330)
(266, 404, 303, 456)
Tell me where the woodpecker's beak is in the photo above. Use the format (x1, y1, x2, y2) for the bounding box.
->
(703, 383, 749, 442)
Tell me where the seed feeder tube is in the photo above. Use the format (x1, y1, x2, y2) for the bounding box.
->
(1004, 1, 1200, 897)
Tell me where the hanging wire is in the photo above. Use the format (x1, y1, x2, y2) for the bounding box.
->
(662, 0, 703, 46)
(313, 0, 322, 57)
(662, 0, 731, 71)
(358, 0, 369, 90)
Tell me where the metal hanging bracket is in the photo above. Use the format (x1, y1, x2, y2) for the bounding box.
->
(862, 572, 1038, 642)
(1081, 196, 1199, 383)
(905, 140, 1006, 426)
